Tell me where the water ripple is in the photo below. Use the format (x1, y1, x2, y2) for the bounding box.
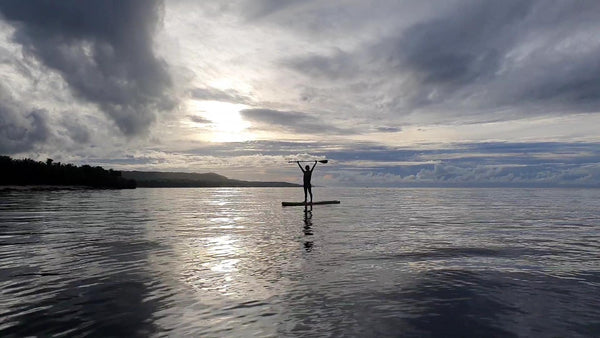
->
(1, 188, 599, 336)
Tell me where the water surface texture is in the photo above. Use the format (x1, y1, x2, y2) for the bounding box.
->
(1, 188, 599, 337)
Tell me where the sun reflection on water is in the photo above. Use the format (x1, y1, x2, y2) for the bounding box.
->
(160, 187, 307, 318)
(182, 233, 243, 296)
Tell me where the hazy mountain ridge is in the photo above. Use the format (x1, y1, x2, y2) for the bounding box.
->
(122, 171, 300, 188)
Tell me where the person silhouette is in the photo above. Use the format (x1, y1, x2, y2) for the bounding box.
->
(297, 161, 317, 204)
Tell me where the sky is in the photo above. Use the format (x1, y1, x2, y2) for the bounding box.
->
(1, 0, 600, 187)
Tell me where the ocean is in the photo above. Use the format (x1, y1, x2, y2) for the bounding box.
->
(1, 187, 599, 337)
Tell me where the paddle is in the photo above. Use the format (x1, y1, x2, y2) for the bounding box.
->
(288, 160, 329, 164)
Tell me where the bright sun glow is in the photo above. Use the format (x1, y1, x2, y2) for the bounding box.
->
(188, 100, 254, 142)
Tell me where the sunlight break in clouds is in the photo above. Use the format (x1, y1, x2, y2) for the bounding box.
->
(186, 100, 254, 143)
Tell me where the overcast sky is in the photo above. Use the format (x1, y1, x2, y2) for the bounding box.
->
(1, 0, 600, 187)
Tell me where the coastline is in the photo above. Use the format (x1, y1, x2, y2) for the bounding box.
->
(0, 185, 120, 191)
(0, 184, 301, 191)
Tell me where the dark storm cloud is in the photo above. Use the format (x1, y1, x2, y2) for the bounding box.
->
(391, 0, 530, 86)
(0, 0, 174, 135)
(190, 87, 251, 105)
(240, 108, 354, 135)
(0, 104, 50, 154)
(388, 0, 600, 110)
(285, 0, 600, 116)
(62, 117, 91, 144)
(285, 0, 532, 82)
(286, 50, 356, 80)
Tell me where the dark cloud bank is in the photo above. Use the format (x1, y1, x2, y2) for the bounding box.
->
(285, 0, 600, 118)
(0, 0, 174, 137)
(0, 101, 50, 154)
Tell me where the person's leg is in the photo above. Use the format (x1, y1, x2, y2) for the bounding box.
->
(303, 186, 308, 203)
(308, 185, 313, 203)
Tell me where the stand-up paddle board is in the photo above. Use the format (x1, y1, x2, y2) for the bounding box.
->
(282, 200, 340, 207)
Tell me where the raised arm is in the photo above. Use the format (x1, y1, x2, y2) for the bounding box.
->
(297, 161, 305, 172)
(310, 160, 317, 172)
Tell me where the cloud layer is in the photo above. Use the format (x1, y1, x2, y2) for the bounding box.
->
(0, 0, 174, 135)
(241, 108, 353, 135)
(281, 0, 600, 122)
(1, 0, 600, 187)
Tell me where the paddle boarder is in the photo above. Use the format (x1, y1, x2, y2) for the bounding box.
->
(297, 161, 317, 204)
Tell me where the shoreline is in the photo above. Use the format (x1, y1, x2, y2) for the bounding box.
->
(0, 185, 123, 191)
(0, 184, 301, 191)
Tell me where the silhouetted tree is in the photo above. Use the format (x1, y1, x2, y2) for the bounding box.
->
(0, 156, 136, 189)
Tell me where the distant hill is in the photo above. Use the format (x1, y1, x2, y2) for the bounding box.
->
(122, 170, 300, 188)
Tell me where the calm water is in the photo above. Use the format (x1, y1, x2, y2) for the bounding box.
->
(1, 187, 599, 337)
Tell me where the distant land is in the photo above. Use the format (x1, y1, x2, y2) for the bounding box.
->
(0, 156, 299, 189)
(0, 156, 136, 189)
(121, 171, 300, 188)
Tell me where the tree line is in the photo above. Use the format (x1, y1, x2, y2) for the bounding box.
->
(0, 156, 136, 189)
